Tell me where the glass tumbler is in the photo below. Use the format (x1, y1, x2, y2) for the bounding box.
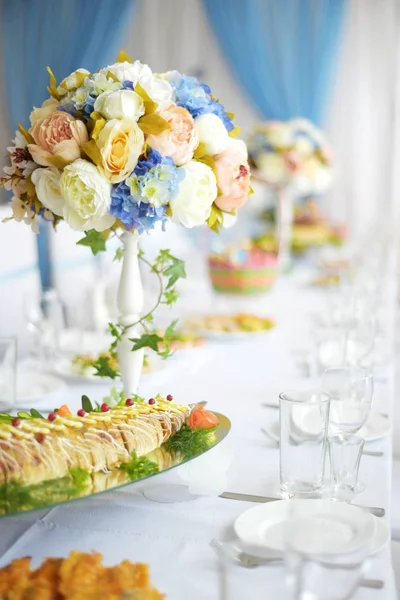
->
(0, 337, 17, 411)
(328, 435, 364, 502)
(285, 509, 373, 600)
(279, 391, 330, 498)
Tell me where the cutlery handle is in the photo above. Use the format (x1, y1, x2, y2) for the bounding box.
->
(360, 578, 384, 589)
(360, 506, 386, 517)
(363, 450, 384, 457)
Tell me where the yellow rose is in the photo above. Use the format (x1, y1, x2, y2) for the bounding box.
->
(96, 118, 144, 183)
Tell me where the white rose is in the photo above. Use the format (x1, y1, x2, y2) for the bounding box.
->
(292, 137, 314, 157)
(139, 75, 174, 111)
(170, 160, 217, 228)
(31, 168, 64, 216)
(29, 98, 59, 127)
(60, 159, 115, 231)
(102, 60, 152, 83)
(94, 90, 145, 121)
(257, 153, 287, 186)
(57, 69, 90, 96)
(194, 114, 229, 155)
(267, 123, 293, 148)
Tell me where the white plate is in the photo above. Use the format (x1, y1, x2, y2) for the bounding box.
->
(264, 412, 391, 444)
(58, 329, 111, 356)
(52, 354, 168, 383)
(198, 328, 270, 342)
(16, 371, 66, 406)
(234, 499, 388, 556)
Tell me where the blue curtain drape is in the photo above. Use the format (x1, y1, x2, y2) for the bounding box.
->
(1, 0, 137, 290)
(202, 0, 346, 125)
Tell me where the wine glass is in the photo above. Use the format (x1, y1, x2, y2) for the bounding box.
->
(322, 366, 373, 435)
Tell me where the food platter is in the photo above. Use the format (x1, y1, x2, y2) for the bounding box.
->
(0, 411, 230, 518)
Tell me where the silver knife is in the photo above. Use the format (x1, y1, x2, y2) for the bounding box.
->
(219, 492, 385, 517)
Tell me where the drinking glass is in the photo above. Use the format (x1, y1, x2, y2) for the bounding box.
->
(279, 391, 330, 498)
(328, 435, 364, 502)
(322, 367, 373, 435)
(0, 337, 17, 411)
(285, 509, 373, 599)
(24, 289, 65, 360)
(215, 539, 279, 600)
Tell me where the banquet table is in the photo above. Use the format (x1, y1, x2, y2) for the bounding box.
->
(0, 265, 397, 599)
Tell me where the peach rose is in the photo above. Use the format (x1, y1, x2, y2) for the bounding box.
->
(28, 112, 88, 167)
(146, 105, 198, 166)
(214, 138, 251, 212)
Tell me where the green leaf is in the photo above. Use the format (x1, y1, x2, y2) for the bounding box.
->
(116, 49, 133, 63)
(93, 355, 119, 379)
(164, 257, 186, 289)
(18, 123, 34, 146)
(81, 395, 94, 413)
(88, 111, 107, 140)
(77, 230, 107, 255)
(207, 204, 224, 233)
(144, 313, 154, 323)
(130, 333, 163, 353)
(106, 71, 120, 83)
(46, 155, 71, 170)
(82, 139, 103, 166)
(46, 66, 61, 100)
(196, 154, 217, 179)
(113, 247, 124, 262)
(134, 82, 158, 114)
(16, 411, 31, 420)
(159, 319, 178, 359)
(108, 322, 122, 341)
(228, 125, 242, 138)
(163, 288, 179, 306)
(138, 113, 171, 135)
(30, 408, 44, 419)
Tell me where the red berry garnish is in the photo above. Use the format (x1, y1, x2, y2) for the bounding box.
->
(126, 399, 134, 406)
(11, 418, 20, 427)
(166, 394, 173, 401)
(101, 403, 110, 412)
(77, 409, 86, 417)
(48, 412, 56, 422)
(148, 398, 156, 405)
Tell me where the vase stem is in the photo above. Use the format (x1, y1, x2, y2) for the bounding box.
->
(117, 231, 144, 396)
(277, 188, 294, 272)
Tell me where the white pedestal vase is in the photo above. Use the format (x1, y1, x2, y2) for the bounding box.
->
(277, 187, 295, 272)
(117, 231, 144, 397)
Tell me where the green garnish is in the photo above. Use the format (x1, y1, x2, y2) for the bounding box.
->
(30, 408, 44, 419)
(81, 395, 94, 413)
(0, 468, 91, 514)
(119, 450, 159, 480)
(165, 425, 217, 460)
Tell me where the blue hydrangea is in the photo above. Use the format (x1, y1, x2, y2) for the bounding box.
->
(167, 72, 234, 132)
(110, 149, 185, 233)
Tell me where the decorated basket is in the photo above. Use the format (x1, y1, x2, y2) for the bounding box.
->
(208, 248, 277, 295)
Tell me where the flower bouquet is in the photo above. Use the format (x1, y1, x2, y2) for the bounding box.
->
(1, 50, 251, 395)
(247, 118, 333, 269)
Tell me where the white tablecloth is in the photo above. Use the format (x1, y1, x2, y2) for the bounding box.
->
(0, 267, 397, 599)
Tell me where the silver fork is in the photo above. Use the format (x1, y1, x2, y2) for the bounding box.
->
(210, 539, 384, 589)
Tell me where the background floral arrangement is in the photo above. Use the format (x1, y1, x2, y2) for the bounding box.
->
(247, 118, 333, 195)
(1, 50, 251, 241)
